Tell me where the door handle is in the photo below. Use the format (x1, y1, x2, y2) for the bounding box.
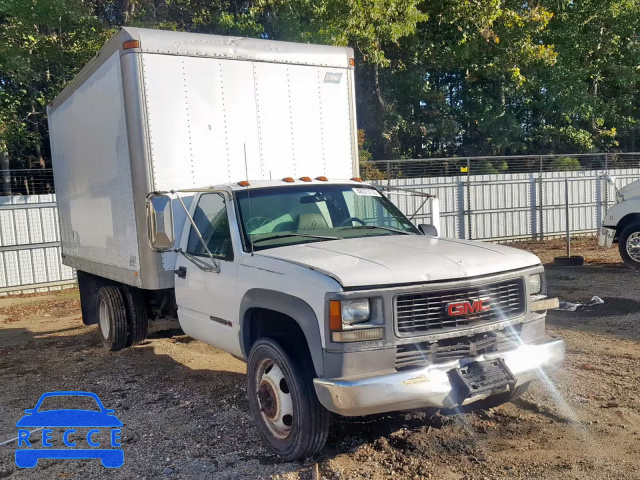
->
(175, 266, 187, 279)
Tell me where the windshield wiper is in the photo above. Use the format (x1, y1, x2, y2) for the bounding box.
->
(338, 225, 413, 235)
(251, 233, 340, 244)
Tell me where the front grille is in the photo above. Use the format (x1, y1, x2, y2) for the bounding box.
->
(395, 278, 526, 336)
(395, 326, 522, 371)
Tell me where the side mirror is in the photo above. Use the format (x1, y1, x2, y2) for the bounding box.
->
(606, 175, 616, 186)
(418, 224, 438, 236)
(147, 194, 175, 250)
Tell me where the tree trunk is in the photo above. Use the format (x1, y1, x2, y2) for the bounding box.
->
(373, 63, 386, 110)
(0, 140, 10, 196)
(31, 103, 46, 170)
(154, 0, 168, 21)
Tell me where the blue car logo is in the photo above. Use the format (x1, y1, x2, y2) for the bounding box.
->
(15, 391, 124, 468)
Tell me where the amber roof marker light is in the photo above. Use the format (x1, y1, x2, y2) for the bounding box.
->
(315, 176, 328, 181)
(282, 177, 295, 183)
(299, 176, 312, 182)
(237, 180, 250, 187)
(123, 40, 140, 50)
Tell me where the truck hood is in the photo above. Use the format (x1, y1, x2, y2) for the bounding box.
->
(619, 179, 640, 199)
(258, 235, 540, 288)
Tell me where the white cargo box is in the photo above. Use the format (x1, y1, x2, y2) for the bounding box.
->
(48, 27, 358, 289)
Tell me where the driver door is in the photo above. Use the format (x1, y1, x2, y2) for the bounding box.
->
(174, 192, 241, 356)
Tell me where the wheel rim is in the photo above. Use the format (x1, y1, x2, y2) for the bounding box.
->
(255, 358, 293, 440)
(99, 298, 110, 339)
(627, 232, 640, 262)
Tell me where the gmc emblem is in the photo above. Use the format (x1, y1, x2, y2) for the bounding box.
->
(446, 298, 491, 316)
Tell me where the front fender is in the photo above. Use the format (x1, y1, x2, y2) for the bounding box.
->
(239, 289, 324, 376)
(605, 199, 640, 228)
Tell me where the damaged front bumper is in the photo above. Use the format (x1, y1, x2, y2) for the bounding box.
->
(313, 337, 565, 416)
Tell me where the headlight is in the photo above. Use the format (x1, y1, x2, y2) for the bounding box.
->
(341, 298, 370, 325)
(528, 274, 542, 295)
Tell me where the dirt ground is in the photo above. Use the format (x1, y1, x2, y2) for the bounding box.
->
(1, 240, 640, 479)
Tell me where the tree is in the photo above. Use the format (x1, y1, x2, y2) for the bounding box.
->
(2, 0, 640, 175)
(0, 0, 110, 175)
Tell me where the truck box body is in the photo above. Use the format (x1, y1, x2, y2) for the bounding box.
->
(48, 27, 358, 290)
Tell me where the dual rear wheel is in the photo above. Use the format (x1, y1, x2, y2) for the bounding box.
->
(97, 285, 148, 351)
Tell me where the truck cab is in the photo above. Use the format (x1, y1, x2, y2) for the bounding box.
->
(600, 177, 640, 269)
(145, 177, 565, 460)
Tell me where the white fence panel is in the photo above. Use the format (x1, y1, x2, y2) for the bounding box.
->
(2, 161, 640, 292)
(373, 167, 640, 242)
(0, 194, 75, 294)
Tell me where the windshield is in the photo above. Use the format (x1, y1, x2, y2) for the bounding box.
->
(235, 184, 418, 251)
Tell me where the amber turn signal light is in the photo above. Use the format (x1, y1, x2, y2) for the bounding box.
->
(329, 301, 342, 331)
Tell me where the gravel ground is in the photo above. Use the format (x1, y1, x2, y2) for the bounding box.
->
(1, 242, 639, 479)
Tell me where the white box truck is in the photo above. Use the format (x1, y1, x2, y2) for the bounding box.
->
(49, 27, 564, 460)
(599, 176, 640, 268)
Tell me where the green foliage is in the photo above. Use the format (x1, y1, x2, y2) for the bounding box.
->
(550, 156, 582, 172)
(0, 0, 110, 168)
(2, 0, 640, 170)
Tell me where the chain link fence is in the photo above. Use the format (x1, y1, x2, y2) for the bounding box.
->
(2, 155, 640, 292)
(0, 169, 55, 196)
(362, 153, 640, 241)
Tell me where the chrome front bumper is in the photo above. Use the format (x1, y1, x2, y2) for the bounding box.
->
(599, 227, 616, 248)
(313, 338, 565, 416)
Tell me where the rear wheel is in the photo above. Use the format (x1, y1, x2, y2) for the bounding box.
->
(120, 286, 148, 346)
(618, 223, 640, 270)
(97, 286, 128, 351)
(247, 338, 330, 461)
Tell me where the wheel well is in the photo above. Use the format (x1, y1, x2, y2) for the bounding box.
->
(243, 308, 315, 374)
(77, 271, 176, 325)
(615, 213, 640, 241)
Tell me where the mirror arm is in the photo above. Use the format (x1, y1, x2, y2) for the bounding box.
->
(172, 191, 221, 274)
(175, 248, 217, 272)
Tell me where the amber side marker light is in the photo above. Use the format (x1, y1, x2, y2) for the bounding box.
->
(282, 177, 295, 183)
(315, 176, 328, 181)
(348, 58, 355, 67)
(237, 180, 250, 187)
(351, 177, 363, 182)
(329, 301, 342, 331)
(123, 40, 140, 50)
(299, 176, 312, 182)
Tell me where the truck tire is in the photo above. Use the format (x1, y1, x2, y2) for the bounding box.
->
(618, 223, 640, 270)
(120, 286, 148, 346)
(97, 286, 129, 351)
(247, 337, 330, 461)
(446, 382, 530, 414)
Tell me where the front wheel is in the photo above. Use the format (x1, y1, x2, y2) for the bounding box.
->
(618, 223, 640, 270)
(247, 338, 330, 461)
